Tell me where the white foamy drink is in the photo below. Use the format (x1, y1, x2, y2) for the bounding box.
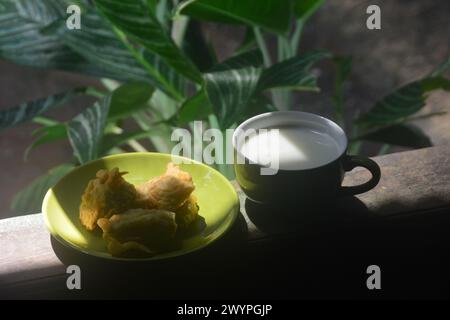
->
(240, 125, 341, 170)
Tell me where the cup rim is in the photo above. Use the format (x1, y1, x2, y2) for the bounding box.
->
(232, 111, 348, 171)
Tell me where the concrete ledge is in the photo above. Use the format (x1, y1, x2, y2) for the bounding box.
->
(1, 146, 450, 299)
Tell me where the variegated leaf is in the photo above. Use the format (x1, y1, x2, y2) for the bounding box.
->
(294, 0, 325, 20)
(201, 49, 264, 128)
(358, 123, 432, 148)
(0, 0, 168, 86)
(205, 66, 262, 129)
(356, 76, 450, 127)
(258, 51, 330, 91)
(57, 12, 185, 98)
(108, 82, 154, 121)
(0, 88, 86, 129)
(11, 163, 75, 215)
(100, 129, 164, 155)
(175, 0, 292, 34)
(25, 123, 68, 160)
(95, 0, 202, 83)
(178, 90, 212, 124)
(0, 1, 105, 77)
(67, 96, 111, 164)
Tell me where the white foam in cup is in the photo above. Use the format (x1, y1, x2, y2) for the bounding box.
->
(234, 112, 347, 171)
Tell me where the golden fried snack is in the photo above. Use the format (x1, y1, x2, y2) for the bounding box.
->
(175, 194, 199, 230)
(79, 168, 137, 231)
(136, 163, 195, 211)
(97, 209, 178, 257)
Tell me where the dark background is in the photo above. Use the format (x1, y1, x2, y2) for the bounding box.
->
(1, 0, 449, 218)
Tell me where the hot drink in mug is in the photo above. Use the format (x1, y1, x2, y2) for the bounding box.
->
(232, 111, 381, 205)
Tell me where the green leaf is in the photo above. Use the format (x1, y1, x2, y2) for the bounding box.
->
(200, 49, 290, 128)
(430, 56, 450, 77)
(241, 94, 276, 121)
(333, 56, 353, 87)
(0, 1, 185, 92)
(358, 124, 432, 148)
(356, 76, 450, 127)
(32, 116, 60, 126)
(11, 163, 75, 215)
(212, 48, 263, 71)
(332, 56, 352, 124)
(0, 88, 86, 130)
(178, 90, 213, 124)
(204, 50, 264, 128)
(67, 96, 111, 164)
(176, 0, 292, 34)
(182, 20, 217, 72)
(153, 0, 171, 28)
(294, 0, 325, 20)
(95, 0, 202, 83)
(100, 129, 164, 155)
(108, 83, 154, 121)
(55, 13, 160, 83)
(0, 0, 64, 65)
(0, 1, 135, 81)
(258, 51, 330, 91)
(25, 124, 68, 160)
(133, 112, 175, 153)
(205, 67, 262, 129)
(235, 27, 257, 55)
(54, 11, 186, 99)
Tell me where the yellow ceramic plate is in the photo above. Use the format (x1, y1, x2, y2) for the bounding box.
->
(42, 153, 239, 261)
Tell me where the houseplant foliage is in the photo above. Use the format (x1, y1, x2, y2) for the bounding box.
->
(0, 0, 449, 214)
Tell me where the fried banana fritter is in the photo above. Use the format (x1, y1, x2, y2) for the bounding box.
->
(79, 168, 137, 231)
(175, 194, 199, 230)
(136, 163, 195, 211)
(97, 209, 178, 257)
(79, 163, 201, 258)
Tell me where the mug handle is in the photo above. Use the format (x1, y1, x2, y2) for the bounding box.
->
(339, 155, 381, 196)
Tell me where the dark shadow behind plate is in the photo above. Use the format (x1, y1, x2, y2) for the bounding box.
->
(50, 213, 248, 299)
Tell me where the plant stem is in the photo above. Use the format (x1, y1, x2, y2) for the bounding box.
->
(156, 0, 169, 26)
(277, 37, 285, 62)
(255, 27, 285, 110)
(253, 27, 271, 67)
(85, 87, 106, 99)
(348, 126, 363, 154)
(348, 141, 363, 155)
(133, 112, 173, 153)
(189, 120, 205, 163)
(378, 144, 391, 155)
(171, 15, 189, 47)
(151, 90, 178, 120)
(207, 114, 223, 173)
(290, 19, 304, 55)
(208, 114, 235, 179)
(406, 111, 448, 122)
(32, 116, 59, 126)
(110, 125, 148, 152)
(127, 140, 148, 152)
(334, 99, 345, 129)
(108, 147, 126, 155)
(275, 36, 295, 110)
(101, 79, 120, 92)
(112, 28, 183, 102)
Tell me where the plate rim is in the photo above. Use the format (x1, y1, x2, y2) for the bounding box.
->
(42, 152, 240, 261)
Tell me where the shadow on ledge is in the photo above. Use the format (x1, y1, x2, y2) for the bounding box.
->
(49, 194, 450, 299)
(244, 195, 379, 236)
(49, 213, 249, 299)
(242, 194, 450, 299)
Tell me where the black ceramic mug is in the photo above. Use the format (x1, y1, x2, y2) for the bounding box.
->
(232, 111, 381, 206)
